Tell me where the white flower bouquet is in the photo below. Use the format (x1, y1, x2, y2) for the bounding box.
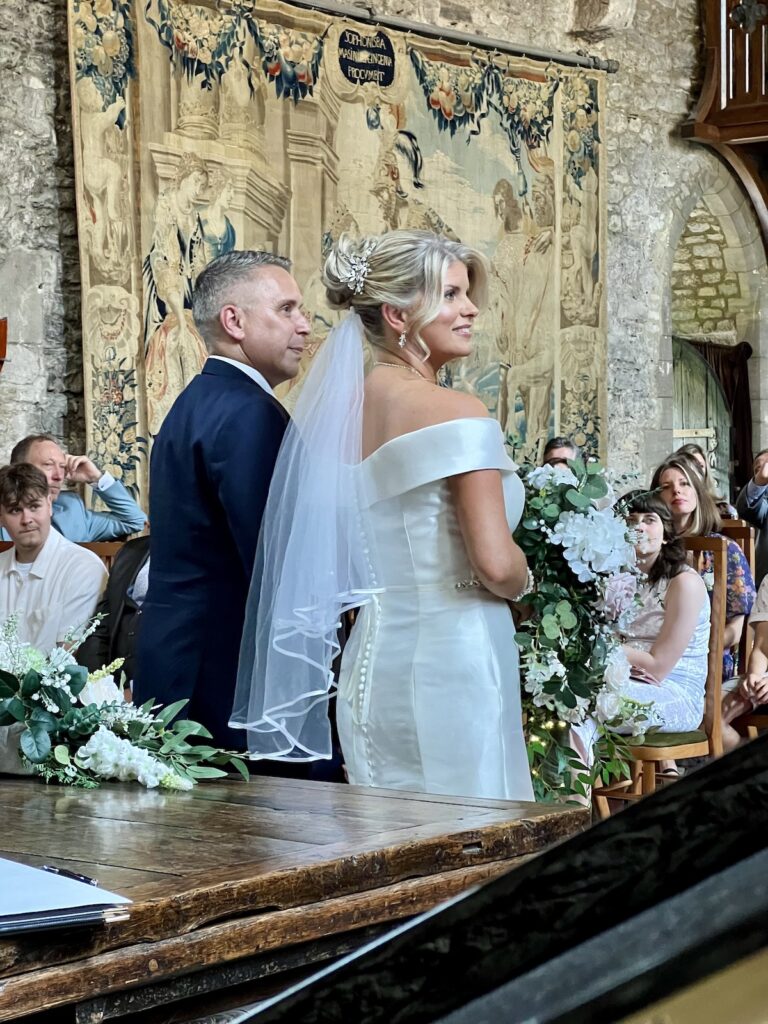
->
(0, 616, 247, 789)
(515, 459, 649, 800)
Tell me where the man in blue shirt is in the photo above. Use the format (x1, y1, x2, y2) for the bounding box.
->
(737, 447, 768, 586)
(1, 434, 146, 542)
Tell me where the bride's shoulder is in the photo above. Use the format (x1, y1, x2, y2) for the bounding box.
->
(408, 386, 489, 430)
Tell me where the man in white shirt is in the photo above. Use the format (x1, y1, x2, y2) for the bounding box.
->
(0, 434, 146, 543)
(0, 464, 107, 651)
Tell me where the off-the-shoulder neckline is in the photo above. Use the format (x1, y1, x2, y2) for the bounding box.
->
(361, 416, 500, 465)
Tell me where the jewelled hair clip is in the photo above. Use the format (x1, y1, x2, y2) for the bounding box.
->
(341, 240, 376, 295)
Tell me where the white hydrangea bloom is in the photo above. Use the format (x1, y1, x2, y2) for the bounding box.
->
(526, 464, 579, 490)
(549, 507, 636, 582)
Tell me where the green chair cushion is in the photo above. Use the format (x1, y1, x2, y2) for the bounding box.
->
(628, 730, 706, 748)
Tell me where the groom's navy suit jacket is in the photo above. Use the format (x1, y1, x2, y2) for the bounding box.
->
(134, 359, 289, 748)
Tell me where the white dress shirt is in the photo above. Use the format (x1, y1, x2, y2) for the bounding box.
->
(207, 356, 274, 394)
(0, 529, 107, 651)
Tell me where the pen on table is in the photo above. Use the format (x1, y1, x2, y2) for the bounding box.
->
(41, 864, 99, 886)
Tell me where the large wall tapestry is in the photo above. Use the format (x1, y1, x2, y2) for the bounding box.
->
(67, 0, 607, 498)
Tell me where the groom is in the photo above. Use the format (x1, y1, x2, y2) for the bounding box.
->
(134, 250, 310, 747)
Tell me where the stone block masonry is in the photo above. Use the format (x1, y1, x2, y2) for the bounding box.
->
(2, 0, 765, 479)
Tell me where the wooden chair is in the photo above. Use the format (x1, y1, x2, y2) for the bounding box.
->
(0, 540, 123, 571)
(593, 535, 728, 819)
(719, 519, 756, 673)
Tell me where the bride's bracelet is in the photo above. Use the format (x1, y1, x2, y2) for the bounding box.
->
(510, 568, 535, 603)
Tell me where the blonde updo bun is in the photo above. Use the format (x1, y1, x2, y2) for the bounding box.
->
(321, 229, 489, 351)
(323, 234, 367, 310)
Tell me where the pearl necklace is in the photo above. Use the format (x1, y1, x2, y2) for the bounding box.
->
(374, 361, 434, 382)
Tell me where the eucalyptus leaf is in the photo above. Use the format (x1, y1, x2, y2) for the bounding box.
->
(20, 723, 52, 764)
(565, 488, 590, 510)
(64, 664, 89, 697)
(0, 672, 17, 699)
(53, 744, 70, 765)
(582, 477, 608, 499)
(29, 708, 59, 731)
(0, 696, 26, 722)
(558, 687, 578, 709)
(20, 671, 41, 697)
(541, 614, 561, 640)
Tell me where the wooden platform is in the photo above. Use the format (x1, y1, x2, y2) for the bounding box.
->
(0, 777, 587, 1022)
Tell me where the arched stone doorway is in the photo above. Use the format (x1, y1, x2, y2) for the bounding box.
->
(666, 162, 768, 489)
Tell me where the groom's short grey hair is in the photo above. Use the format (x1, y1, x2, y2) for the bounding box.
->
(192, 250, 292, 348)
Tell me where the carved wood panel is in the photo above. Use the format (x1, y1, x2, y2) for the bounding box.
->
(685, 0, 768, 242)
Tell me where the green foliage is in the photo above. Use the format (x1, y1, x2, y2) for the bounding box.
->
(514, 457, 637, 801)
(0, 629, 249, 790)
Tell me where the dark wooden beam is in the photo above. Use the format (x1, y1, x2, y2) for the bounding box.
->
(684, 0, 768, 247)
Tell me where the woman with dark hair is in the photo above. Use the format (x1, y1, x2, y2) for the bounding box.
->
(675, 442, 737, 519)
(570, 489, 710, 774)
(651, 454, 755, 679)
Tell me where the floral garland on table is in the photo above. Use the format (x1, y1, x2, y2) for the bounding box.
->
(514, 459, 651, 802)
(0, 617, 247, 790)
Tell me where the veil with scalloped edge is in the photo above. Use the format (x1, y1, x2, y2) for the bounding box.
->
(229, 313, 380, 759)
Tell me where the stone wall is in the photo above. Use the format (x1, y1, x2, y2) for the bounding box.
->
(1, 0, 764, 480)
(671, 198, 757, 342)
(0, 0, 84, 458)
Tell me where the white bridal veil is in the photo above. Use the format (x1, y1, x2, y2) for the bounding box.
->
(230, 314, 379, 759)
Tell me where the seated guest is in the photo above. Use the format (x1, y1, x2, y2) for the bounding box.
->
(0, 464, 107, 650)
(78, 536, 149, 694)
(571, 490, 710, 775)
(722, 574, 768, 750)
(0, 434, 145, 542)
(675, 442, 737, 520)
(736, 447, 768, 585)
(652, 453, 755, 680)
(542, 436, 580, 468)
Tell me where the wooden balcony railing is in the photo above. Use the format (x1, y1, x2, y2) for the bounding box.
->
(684, 0, 768, 242)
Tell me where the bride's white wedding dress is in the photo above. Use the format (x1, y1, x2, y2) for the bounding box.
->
(336, 416, 534, 801)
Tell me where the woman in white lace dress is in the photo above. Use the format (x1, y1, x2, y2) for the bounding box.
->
(233, 230, 535, 801)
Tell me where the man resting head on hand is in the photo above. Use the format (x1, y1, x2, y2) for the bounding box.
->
(0, 434, 146, 543)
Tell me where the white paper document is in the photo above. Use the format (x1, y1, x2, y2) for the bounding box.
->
(0, 856, 131, 933)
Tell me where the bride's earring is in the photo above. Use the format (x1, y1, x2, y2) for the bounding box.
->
(398, 331, 407, 349)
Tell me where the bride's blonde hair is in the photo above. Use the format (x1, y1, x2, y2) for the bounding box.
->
(322, 229, 489, 354)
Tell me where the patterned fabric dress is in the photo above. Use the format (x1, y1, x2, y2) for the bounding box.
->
(700, 534, 755, 679)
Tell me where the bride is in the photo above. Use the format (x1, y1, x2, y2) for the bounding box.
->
(232, 230, 534, 801)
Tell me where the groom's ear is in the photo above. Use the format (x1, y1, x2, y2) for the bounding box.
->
(219, 303, 245, 343)
(381, 303, 407, 335)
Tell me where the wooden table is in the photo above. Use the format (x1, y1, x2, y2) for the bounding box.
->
(0, 777, 587, 1022)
